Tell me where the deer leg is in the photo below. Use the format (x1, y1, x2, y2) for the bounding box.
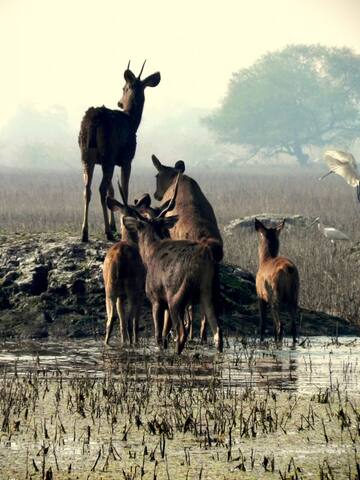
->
(107, 180, 117, 235)
(104, 296, 116, 345)
(185, 305, 193, 340)
(132, 300, 141, 345)
(81, 161, 95, 242)
(201, 298, 223, 353)
(121, 162, 132, 203)
(99, 165, 115, 241)
(168, 303, 187, 355)
(200, 315, 207, 343)
(289, 304, 298, 346)
(271, 304, 283, 343)
(116, 297, 130, 344)
(162, 308, 172, 349)
(152, 302, 165, 347)
(258, 299, 268, 341)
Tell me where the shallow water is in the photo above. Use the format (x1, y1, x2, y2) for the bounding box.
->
(0, 336, 359, 393)
(0, 336, 359, 479)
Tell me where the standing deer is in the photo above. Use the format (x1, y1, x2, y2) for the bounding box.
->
(255, 218, 300, 344)
(103, 187, 145, 345)
(122, 176, 223, 354)
(78, 61, 161, 242)
(104, 184, 175, 345)
(151, 154, 223, 340)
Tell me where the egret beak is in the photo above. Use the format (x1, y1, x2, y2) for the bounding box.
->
(318, 170, 334, 181)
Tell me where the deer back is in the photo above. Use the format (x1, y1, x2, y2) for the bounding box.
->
(161, 175, 223, 259)
(103, 240, 145, 299)
(144, 237, 216, 306)
(255, 219, 299, 305)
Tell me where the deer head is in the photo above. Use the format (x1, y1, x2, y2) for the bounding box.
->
(123, 174, 180, 238)
(152, 154, 185, 201)
(118, 61, 161, 113)
(255, 218, 285, 258)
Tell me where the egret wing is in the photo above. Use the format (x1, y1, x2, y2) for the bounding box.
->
(324, 150, 360, 187)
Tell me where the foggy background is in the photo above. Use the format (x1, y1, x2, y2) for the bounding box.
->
(1, 0, 360, 175)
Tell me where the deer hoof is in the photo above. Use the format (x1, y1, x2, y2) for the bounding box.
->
(177, 336, 187, 355)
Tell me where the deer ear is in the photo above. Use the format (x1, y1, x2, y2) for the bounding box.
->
(134, 193, 151, 208)
(124, 69, 136, 84)
(255, 218, 266, 232)
(142, 72, 161, 88)
(276, 220, 285, 233)
(174, 160, 185, 173)
(162, 215, 178, 230)
(152, 154, 163, 171)
(107, 197, 125, 213)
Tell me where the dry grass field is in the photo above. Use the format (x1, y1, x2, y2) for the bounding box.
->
(0, 164, 359, 325)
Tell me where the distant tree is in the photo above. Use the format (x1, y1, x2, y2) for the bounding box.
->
(204, 45, 360, 166)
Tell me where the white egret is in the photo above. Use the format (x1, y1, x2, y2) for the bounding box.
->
(320, 150, 360, 202)
(308, 217, 351, 243)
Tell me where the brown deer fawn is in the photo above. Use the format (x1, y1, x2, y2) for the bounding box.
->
(151, 154, 223, 340)
(255, 218, 299, 344)
(79, 61, 161, 242)
(103, 187, 146, 345)
(122, 176, 223, 354)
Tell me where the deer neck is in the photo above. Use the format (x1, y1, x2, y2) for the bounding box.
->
(120, 223, 138, 245)
(138, 227, 159, 265)
(126, 99, 145, 132)
(258, 243, 278, 264)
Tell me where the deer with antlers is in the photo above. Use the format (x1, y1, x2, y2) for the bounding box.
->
(78, 61, 161, 242)
(122, 175, 223, 354)
(255, 218, 300, 344)
(104, 181, 174, 345)
(151, 154, 223, 340)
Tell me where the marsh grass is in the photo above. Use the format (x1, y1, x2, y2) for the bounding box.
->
(0, 165, 359, 323)
(0, 338, 359, 479)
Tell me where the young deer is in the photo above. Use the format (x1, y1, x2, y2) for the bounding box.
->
(79, 61, 161, 242)
(151, 154, 223, 340)
(123, 176, 223, 354)
(255, 218, 299, 344)
(103, 188, 146, 345)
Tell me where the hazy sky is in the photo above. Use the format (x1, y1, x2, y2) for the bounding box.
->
(1, 0, 360, 129)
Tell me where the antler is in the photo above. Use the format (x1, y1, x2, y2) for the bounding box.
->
(138, 59, 147, 79)
(117, 176, 147, 219)
(127, 60, 131, 70)
(157, 174, 180, 218)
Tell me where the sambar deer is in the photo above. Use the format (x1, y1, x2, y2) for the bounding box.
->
(79, 61, 161, 242)
(255, 218, 299, 344)
(151, 154, 223, 340)
(103, 187, 146, 345)
(123, 176, 223, 354)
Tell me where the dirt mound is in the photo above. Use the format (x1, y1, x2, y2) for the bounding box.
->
(224, 213, 318, 236)
(0, 233, 358, 339)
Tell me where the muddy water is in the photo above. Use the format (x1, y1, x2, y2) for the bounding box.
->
(0, 337, 359, 479)
(0, 336, 359, 392)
